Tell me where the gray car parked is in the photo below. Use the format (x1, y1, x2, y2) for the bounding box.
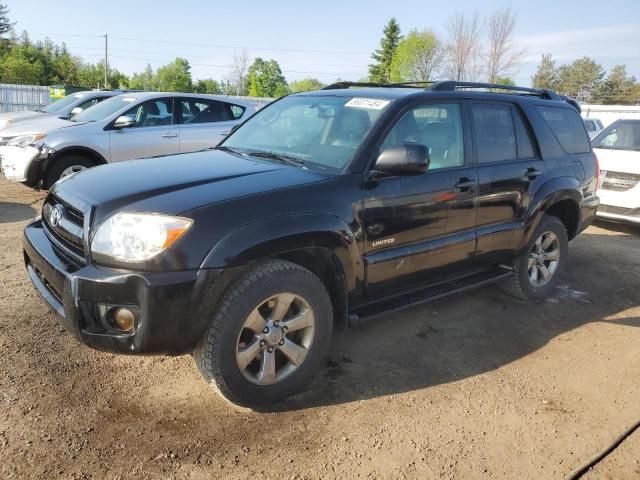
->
(0, 90, 123, 130)
(0, 92, 259, 188)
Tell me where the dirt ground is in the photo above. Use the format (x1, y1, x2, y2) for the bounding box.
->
(1, 175, 639, 480)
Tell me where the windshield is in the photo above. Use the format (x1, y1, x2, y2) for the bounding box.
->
(42, 93, 87, 113)
(593, 121, 640, 151)
(222, 95, 390, 172)
(72, 95, 137, 123)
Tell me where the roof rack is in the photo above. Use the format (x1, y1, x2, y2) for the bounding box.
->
(322, 81, 433, 90)
(430, 81, 560, 100)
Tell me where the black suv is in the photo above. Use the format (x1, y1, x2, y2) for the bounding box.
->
(22, 81, 599, 406)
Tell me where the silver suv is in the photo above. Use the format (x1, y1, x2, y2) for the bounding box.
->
(0, 92, 259, 188)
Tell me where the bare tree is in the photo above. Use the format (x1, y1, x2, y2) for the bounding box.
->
(485, 7, 524, 82)
(445, 12, 482, 81)
(230, 49, 250, 96)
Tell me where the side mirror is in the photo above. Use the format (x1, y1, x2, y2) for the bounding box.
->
(69, 107, 83, 117)
(374, 143, 430, 177)
(113, 116, 135, 129)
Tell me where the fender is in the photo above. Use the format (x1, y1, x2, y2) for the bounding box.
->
(51, 145, 108, 167)
(201, 212, 363, 295)
(518, 175, 582, 250)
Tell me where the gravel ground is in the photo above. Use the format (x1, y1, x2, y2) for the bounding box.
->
(1, 176, 639, 480)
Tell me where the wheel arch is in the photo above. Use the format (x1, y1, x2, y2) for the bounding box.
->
(201, 213, 364, 328)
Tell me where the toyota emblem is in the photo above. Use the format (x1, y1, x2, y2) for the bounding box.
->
(49, 205, 63, 227)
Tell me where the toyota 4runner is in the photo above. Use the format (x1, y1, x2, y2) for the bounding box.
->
(22, 81, 599, 406)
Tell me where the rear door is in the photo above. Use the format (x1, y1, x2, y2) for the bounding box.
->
(178, 98, 247, 152)
(362, 101, 478, 297)
(472, 101, 545, 265)
(108, 98, 179, 162)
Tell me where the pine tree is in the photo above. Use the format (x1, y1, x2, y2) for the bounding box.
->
(0, 3, 13, 36)
(593, 65, 639, 105)
(531, 54, 559, 90)
(369, 18, 402, 84)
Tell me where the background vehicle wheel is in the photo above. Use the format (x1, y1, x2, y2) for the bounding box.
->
(193, 260, 333, 407)
(503, 214, 568, 301)
(45, 155, 95, 188)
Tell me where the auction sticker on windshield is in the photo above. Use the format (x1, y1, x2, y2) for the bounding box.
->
(345, 98, 390, 110)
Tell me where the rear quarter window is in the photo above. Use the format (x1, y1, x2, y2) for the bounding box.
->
(536, 106, 590, 154)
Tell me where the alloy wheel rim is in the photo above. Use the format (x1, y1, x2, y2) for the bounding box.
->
(60, 165, 87, 178)
(528, 231, 560, 287)
(235, 292, 315, 386)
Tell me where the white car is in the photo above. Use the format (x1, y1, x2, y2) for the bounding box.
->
(593, 119, 640, 224)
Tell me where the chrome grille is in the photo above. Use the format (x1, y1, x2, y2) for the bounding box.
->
(601, 171, 640, 192)
(42, 195, 86, 259)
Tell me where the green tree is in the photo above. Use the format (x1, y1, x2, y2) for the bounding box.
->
(193, 78, 222, 94)
(593, 65, 639, 105)
(0, 3, 14, 36)
(369, 18, 402, 83)
(247, 58, 288, 97)
(129, 64, 156, 90)
(492, 76, 514, 86)
(77, 60, 128, 89)
(531, 54, 559, 90)
(155, 57, 192, 92)
(289, 77, 326, 93)
(557, 56, 605, 102)
(389, 29, 443, 82)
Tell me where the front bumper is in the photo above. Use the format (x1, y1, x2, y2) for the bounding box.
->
(23, 218, 233, 355)
(596, 188, 640, 225)
(0, 145, 41, 182)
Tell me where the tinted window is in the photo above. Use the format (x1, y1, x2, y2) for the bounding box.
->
(514, 110, 536, 159)
(121, 99, 173, 128)
(228, 104, 245, 119)
(593, 121, 640, 151)
(472, 104, 516, 163)
(537, 106, 590, 154)
(381, 103, 464, 170)
(180, 99, 246, 124)
(584, 120, 596, 132)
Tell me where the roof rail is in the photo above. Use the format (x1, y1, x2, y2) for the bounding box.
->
(322, 81, 433, 90)
(430, 81, 560, 100)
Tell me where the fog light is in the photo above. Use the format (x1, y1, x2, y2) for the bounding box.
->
(113, 307, 135, 331)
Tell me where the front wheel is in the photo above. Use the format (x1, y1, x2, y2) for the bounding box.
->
(45, 155, 95, 188)
(193, 260, 333, 407)
(503, 214, 568, 300)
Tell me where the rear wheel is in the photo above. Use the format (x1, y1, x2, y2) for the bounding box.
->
(45, 155, 95, 188)
(503, 214, 568, 300)
(193, 260, 333, 407)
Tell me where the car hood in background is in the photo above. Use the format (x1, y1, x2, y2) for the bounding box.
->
(50, 149, 329, 223)
(594, 148, 640, 175)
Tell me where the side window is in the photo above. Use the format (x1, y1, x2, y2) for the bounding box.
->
(380, 103, 464, 170)
(180, 99, 228, 124)
(537, 106, 590, 154)
(121, 99, 174, 128)
(227, 104, 246, 120)
(472, 104, 516, 163)
(513, 109, 536, 159)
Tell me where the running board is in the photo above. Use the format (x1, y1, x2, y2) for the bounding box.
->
(349, 266, 513, 325)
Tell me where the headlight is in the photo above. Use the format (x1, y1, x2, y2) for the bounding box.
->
(91, 212, 193, 263)
(6, 133, 46, 148)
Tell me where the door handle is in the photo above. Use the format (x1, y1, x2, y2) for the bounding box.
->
(523, 167, 542, 180)
(454, 178, 476, 191)
(161, 132, 178, 138)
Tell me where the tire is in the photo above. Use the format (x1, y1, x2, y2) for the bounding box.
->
(45, 155, 95, 188)
(193, 260, 333, 407)
(503, 214, 568, 301)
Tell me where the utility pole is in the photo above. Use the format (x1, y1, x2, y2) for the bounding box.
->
(104, 33, 108, 89)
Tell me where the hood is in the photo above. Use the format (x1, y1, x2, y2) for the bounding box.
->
(593, 147, 640, 175)
(0, 110, 48, 129)
(0, 116, 77, 138)
(50, 149, 328, 223)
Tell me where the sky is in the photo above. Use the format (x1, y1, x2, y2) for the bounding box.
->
(6, 0, 640, 87)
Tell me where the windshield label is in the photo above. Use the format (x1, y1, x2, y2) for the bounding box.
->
(345, 98, 390, 110)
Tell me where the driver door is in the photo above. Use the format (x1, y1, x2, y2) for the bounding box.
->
(362, 101, 478, 297)
(108, 98, 179, 162)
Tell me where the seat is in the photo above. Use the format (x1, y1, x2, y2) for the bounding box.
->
(140, 102, 160, 127)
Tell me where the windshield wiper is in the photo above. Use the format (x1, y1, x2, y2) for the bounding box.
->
(246, 150, 305, 167)
(216, 145, 249, 156)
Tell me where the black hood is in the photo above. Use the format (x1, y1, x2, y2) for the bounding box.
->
(50, 149, 328, 224)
